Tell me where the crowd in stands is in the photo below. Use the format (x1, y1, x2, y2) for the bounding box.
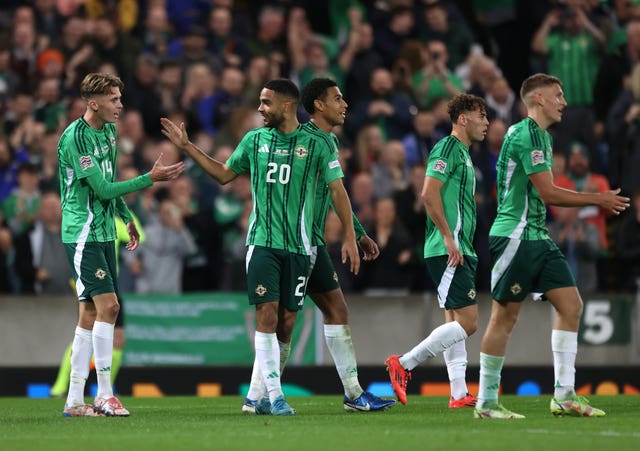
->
(2, 0, 640, 297)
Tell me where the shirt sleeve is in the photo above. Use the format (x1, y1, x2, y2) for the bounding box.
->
(115, 197, 133, 224)
(425, 145, 455, 183)
(226, 133, 251, 174)
(84, 171, 153, 200)
(320, 144, 344, 185)
(520, 132, 551, 176)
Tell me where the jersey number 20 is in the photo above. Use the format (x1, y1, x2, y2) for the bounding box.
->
(266, 162, 291, 184)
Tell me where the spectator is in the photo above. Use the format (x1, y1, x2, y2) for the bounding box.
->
(142, 4, 173, 56)
(91, 16, 142, 82)
(118, 109, 150, 174)
(10, 15, 42, 92)
(0, 137, 30, 204)
(347, 67, 414, 141)
(245, 4, 288, 60)
(531, 3, 604, 160)
(548, 205, 600, 294)
(353, 123, 385, 173)
(360, 197, 413, 292)
(209, 66, 246, 135)
(135, 197, 198, 295)
(606, 62, 640, 193)
(33, 77, 66, 132)
(168, 176, 222, 292)
(1, 162, 41, 238)
(594, 19, 640, 141)
(157, 58, 183, 116)
(207, 6, 249, 68)
(350, 171, 375, 229)
(412, 39, 464, 109)
(616, 189, 640, 291)
(14, 191, 72, 295)
(371, 140, 409, 199)
(122, 53, 163, 138)
(83, 0, 139, 34)
(419, 0, 475, 71)
(402, 108, 439, 167)
(0, 46, 20, 117)
(344, 22, 384, 104)
(372, 5, 415, 69)
(484, 76, 522, 126)
(288, 7, 358, 92)
(180, 62, 218, 136)
(553, 142, 612, 291)
(35, 131, 59, 193)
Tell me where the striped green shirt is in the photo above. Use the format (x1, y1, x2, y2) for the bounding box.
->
(546, 32, 600, 106)
(58, 118, 139, 244)
(490, 117, 552, 240)
(303, 121, 365, 246)
(424, 135, 477, 258)
(226, 124, 343, 255)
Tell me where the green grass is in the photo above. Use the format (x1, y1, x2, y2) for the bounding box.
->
(1, 395, 639, 451)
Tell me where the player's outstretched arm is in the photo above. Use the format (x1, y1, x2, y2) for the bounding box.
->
(328, 179, 360, 274)
(85, 156, 184, 201)
(160, 117, 238, 185)
(530, 170, 630, 214)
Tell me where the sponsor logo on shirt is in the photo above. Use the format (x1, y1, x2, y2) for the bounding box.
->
(258, 144, 270, 153)
(274, 148, 290, 157)
(433, 159, 447, 174)
(79, 155, 94, 171)
(295, 145, 308, 159)
(531, 150, 545, 166)
(328, 160, 340, 169)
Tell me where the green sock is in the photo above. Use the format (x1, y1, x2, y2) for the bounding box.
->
(111, 348, 123, 385)
(50, 343, 73, 396)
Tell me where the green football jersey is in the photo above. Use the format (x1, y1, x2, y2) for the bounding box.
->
(424, 135, 477, 258)
(303, 121, 365, 245)
(226, 124, 343, 255)
(490, 117, 553, 240)
(58, 118, 120, 244)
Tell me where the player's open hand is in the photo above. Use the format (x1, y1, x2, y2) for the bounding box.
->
(342, 238, 361, 275)
(149, 152, 185, 182)
(357, 235, 380, 261)
(600, 188, 630, 215)
(160, 118, 189, 148)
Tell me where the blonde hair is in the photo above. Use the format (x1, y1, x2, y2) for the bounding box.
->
(80, 73, 124, 99)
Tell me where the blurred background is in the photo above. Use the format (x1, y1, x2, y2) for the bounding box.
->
(1, 0, 639, 398)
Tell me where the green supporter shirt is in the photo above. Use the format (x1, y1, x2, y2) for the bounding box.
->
(546, 31, 600, 106)
(226, 124, 344, 255)
(424, 135, 477, 258)
(303, 121, 365, 246)
(490, 117, 552, 240)
(57, 118, 151, 244)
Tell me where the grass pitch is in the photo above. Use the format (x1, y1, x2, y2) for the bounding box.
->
(1, 395, 638, 451)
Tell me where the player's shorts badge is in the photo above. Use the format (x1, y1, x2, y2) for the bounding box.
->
(95, 268, 106, 280)
(510, 283, 522, 295)
(255, 284, 267, 297)
(467, 288, 476, 300)
(333, 272, 339, 283)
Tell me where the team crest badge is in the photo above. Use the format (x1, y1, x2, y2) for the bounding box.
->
(109, 135, 116, 147)
(510, 283, 522, 295)
(255, 284, 267, 297)
(333, 272, 339, 283)
(95, 268, 106, 280)
(433, 159, 447, 174)
(79, 155, 94, 171)
(531, 150, 545, 166)
(295, 145, 308, 159)
(467, 288, 476, 300)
